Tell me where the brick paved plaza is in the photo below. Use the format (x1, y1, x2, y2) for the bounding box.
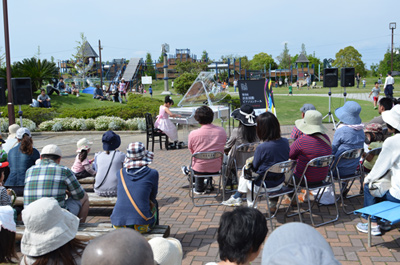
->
(30, 124, 400, 265)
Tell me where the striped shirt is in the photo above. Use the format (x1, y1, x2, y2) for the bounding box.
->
(289, 134, 332, 182)
(24, 159, 85, 207)
(290, 126, 304, 140)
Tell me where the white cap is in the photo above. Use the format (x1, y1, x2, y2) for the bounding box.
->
(41, 144, 62, 157)
(16, 127, 31, 139)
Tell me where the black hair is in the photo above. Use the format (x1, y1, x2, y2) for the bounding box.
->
(194, 106, 214, 124)
(79, 149, 88, 162)
(365, 131, 384, 143)
(217, 207, 267, 264)
(379, 97, 393, 111)
(387, 123, 400, 134)
(41, 154, 61, 161)
(71, 82, 75, 85)
(239, 123, 257, 143)
(0, 229, 17, 263)
(164, 96, 174, 105)
(256, 112, 281, 141)
(41, 89, 46, 93)
(374, 82, 378, 85)
(388, 71, 392, 76)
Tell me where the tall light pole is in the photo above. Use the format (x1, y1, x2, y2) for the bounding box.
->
(2, 0, 15, 125)
(389, 22, 396, 72)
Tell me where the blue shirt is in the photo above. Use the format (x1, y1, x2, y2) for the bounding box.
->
(5, 144, 40, 187)
(253, 138, 289, 188)
(111, 166, 158, 226)
(332, 126, 364, 176)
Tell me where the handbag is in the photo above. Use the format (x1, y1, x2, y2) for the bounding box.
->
(94, 151, 117, 190)
(368, 170, 392, 198)
(120, 168, 156, 221)
(243, 156, 261, 182)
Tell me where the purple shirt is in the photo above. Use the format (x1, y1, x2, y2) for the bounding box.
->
(188, 124, 227, 172)
(289, 134, 332, 182)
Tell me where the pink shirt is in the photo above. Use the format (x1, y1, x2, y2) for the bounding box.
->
(72, 154, 92, 174)
(188, 124, 227, 172)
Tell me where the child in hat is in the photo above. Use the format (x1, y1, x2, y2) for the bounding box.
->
(72, 138, 96, 179)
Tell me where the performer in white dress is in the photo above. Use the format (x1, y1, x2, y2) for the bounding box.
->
(154, 96, 181, 145)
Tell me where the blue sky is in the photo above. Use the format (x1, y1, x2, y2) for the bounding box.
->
(0, 0, 399, 68)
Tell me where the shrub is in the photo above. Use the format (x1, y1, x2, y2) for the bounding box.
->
(126, 118, 146, 131)
(39, 120, 56, 131)
(174, 72, 198, 95)
(85, 119, 95, 130)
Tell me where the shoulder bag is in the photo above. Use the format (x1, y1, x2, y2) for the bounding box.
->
(119, 168, 156, 221)
(94, 151, 116, 190)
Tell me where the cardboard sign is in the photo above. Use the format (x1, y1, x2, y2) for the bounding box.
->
(141, 76, 152, 84)
(238, 79, 266, 115)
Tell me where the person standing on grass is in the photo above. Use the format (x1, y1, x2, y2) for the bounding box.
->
(368, 82, 381, 109)
(288, 83, 293, 96)
(362, 78, 366, 88)
(118, 78, 128, 103)
(356, 73, 361, 88)
(149, 85, 153, 98)
(384, 71, 395, 99)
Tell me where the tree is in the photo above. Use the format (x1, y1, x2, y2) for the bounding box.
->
(201, 50, 208, 62)
(13, 57, 58, 92)
(300, 43, 307, 56)
(332, 46, 366, 76)
(145, 52, 155, 78)
(70, 33, 90, 86)
(378, 47, 400, 76)
(276, 43, 291, 69)
(175, 61, 207, 74)
(249, 52, 277, 70)
(370, 63, 379, 77)
(174, 72, 198, 95)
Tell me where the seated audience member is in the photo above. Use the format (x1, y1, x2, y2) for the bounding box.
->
(5, 128, 40, 196)
(37, 89, 51, 108)
(362, 123, 384, 173)
(3, 124, 20, 153)
(0, 206, 18, 264)
(224, 105, 258, 188)
(148, 237, 183, 265)
(46, 82, 59, 96)
(181, 106, 227, 194)
(93, 131, 125, 197)
(20, 197, 86, 265)
(205, 207, 268, 265)
(290, 103, 316, 140)
(24, 144, 89, 223)
(332, 101, 365, 177)
(222, 112, 289, 209)
(82, 229, 154, 265)
(290, 110, 332, 184)
(262, 222, 341, 265)
(357, 105, 400, 236)
(0, 172, 12, 206)
(57, 77, 66, 93)
(71, 82, 80, 97)
(93, 84, 105, 100)
(110, 142, 158, 233)
(72, 138, 97, 179)
(368, 97, 393, 125)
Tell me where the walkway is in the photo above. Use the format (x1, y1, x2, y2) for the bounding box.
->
(28, 125, 400, 265)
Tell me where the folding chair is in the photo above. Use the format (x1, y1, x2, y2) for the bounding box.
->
(252, 160, 301, 231)
(224, 142, 260, 191)
(189, 151, 225, 207)
(144, 113, 169, 152)
(286, 155, 339, 227)
(333, 148, 364, 214)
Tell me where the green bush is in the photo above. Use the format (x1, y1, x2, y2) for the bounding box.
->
(174, 72, 198, 95)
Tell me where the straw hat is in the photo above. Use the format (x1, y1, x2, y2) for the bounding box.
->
(382, 104, 400, 131)
(334, 101, 362, 125)
(21, 197, 79, 257)
(124, 142, 154, 169)
(295, 110, 327, 135)
(230, 105, 257, 126)
(148, 237, 183, 265)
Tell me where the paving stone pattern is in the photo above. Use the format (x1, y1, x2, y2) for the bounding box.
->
(30, 124, 400, 265)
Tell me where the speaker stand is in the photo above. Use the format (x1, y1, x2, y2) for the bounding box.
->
(323, 87, 337, 129)
(343, 87, 347, 103)
(18, 105, 23, 127)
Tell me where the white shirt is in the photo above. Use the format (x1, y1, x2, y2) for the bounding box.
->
(384, 76, 395, 88)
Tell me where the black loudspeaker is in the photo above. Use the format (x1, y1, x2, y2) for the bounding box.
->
(0, 78, 7, 106)
(323, 68, 338, 87)
(12, 78, 32, 105)
(341, 67, 355, 87)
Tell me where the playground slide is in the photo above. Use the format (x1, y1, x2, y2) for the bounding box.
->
(121, 58, 141, 82)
